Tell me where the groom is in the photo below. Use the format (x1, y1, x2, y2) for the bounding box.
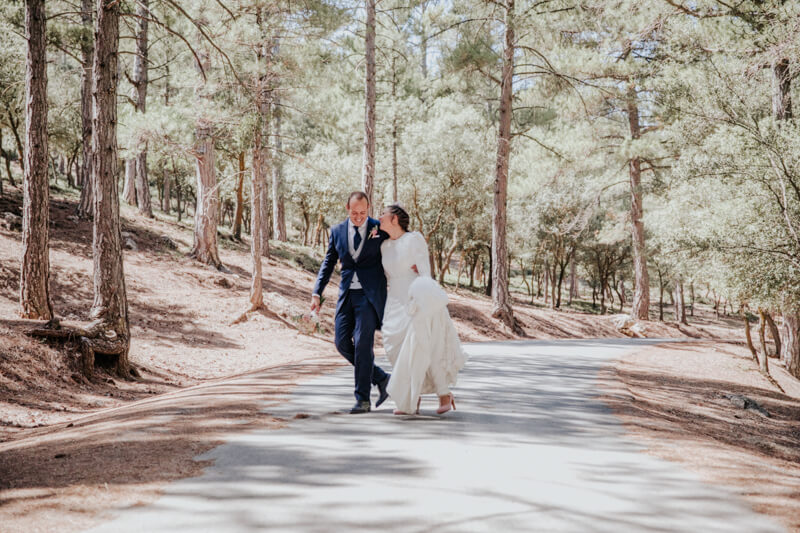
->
(311, 191, 390, 414)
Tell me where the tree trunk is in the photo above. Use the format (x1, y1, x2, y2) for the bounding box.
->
(76, 0, 93, 219)
(67, 150, 77, 188)
(259, 160, 270, 257)
(485, 252, 493, 297)
(764, 311, 781, 357)
(233, 151, 245, 240)
(780, 312, 800, 378)
(312, 213, 324, 247)
(162, 161, 171, 214)
(772, 58, 792, 121)
(456, 251, 464, 289)
(519, 258, 531, 297)
(568, 260, 577, 305)
(172, 156, 182, 221)
(250, 130, 265, 309)
(272, 96, 287, 242)
(91, 0, 130, 376)
(190, 120, 222, 268)
(123, 159, 137, 205)
(6, 107, 24, 175)
(253, 17, 272, 258)
(543, 259, 550, 306)
(673, 278, 687, 325)
(270, 39, 287, 242)
(391, 56, 399, 203)
(128, 0, 151, 217)
(419, 2, 428, 78)
(613, 277, 623, 312)
(361, 0, 376, 214)
(1, 128, 13, 187)
(439, 225, 459, 285)
(300, 200, 310, 246)
(490, 0, 519, 333)
(0, 129, 5, 195)
(657, 267, 664, 321)
(627, 84, 650, 321)
(20, 0, 53, 320)
(742, 307, 758, 362)
(600, 280, 606, 314)
(134, 150, 151, 217)
(757, 308, 770, 375)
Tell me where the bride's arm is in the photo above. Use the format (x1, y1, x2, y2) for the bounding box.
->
(412, 233, 433, 278)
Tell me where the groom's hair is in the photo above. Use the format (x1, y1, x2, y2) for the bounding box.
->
(347, 191, 369, 207)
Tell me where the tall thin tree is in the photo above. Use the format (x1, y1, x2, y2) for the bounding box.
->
(189, 48, 223, 268)
(361, 0, 376, 213)
(271, 38, 287, 241)
(491, 0, 520, 334)
(76, 0, 93, 219)
(90, 0, 131, 375)
(130, 0, 152, 218)
(20, 0, 53, 320)
(627, 83, 650, 320)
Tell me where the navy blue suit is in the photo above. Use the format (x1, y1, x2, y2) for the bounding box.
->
(313, 217, 389, 403)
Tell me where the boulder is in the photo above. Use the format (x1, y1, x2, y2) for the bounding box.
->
(0, 212, 22, 231)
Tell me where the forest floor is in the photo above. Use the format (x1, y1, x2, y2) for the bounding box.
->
(0, 183, 798, 531)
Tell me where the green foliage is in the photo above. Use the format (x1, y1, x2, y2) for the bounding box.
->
(2, 0, 799, 315)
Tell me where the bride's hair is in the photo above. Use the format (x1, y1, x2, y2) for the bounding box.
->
(386, 204, 410, 232)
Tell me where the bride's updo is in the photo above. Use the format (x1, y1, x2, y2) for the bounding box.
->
(386, 204, 410, 232)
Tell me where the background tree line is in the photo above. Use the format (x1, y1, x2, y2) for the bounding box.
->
(1, 0, 799, 380)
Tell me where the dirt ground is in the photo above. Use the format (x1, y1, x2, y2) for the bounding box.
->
(601, 342, 800, 532)
(1, 184, 787, 531)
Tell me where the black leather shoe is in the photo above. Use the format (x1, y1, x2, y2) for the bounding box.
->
(376, 375, 390, 408)
(349, 400, 371, 414)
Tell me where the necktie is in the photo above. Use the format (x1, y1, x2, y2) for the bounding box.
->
(353, 225, 362, 251)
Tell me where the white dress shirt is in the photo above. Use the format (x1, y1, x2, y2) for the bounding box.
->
(348, 219, 367, 289)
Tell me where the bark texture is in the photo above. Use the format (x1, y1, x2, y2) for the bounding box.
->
(673, 278, 687, 325)
(782, 313, 800, 378)
(76, 0, 94, 219)
(233, 151, 245, 240)
(123, 159, 137, 205)
(772, 59, 792, 121)
(20, 0, 53, 320)
(271, 39, 287, 242)
(627, 83, 650, 320)
(250, 119, 265, 308)
(271, 96, 286, 242)
(361, 0, 376, 214)
(490, 0, 520, 334)
(130, 0, 151, 218)
(190, 120, 222, 268)
(91, 0, 131, 376)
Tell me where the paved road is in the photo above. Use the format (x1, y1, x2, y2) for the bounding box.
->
(87, 339, 785, 532)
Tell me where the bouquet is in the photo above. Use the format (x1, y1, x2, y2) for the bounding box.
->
(295, 310, 321, 336)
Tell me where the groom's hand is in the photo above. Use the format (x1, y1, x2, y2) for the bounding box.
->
(310, 294, 321, 313)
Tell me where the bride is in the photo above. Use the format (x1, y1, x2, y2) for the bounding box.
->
(378, 204, 467, 415)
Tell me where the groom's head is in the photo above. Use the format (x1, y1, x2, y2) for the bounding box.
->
(346, 191, 369, 227)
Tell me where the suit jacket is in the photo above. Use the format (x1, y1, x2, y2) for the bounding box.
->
(313, 217, 388, 326)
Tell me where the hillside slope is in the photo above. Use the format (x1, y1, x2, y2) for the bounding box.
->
(0, 184, 739, 440)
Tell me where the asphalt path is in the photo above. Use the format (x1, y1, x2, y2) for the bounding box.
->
(86, 339, 785, 533)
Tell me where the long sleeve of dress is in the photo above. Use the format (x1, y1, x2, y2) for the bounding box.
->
(407, 232, 447, 316)
(412, 232, 432, 278)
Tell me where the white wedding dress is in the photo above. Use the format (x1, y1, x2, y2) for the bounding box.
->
(381, 231, 467, 413)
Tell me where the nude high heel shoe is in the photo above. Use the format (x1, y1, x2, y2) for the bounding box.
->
(436, 394, 455, 414)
